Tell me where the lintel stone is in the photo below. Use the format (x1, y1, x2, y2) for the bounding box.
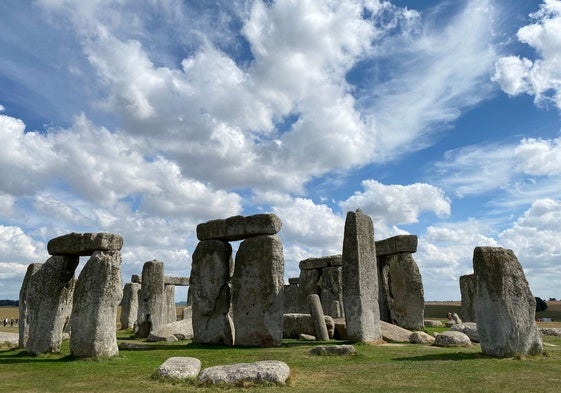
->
(375, 235, 417, 256)
(196, 213, 282, 241)
(299, 255, 342, 271)
(288, 277, 300, 285)
(48, 232, 123, 256)
(131, 274, 142, 284)
(164, 276, 189, 286)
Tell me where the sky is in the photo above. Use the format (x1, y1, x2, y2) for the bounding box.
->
(1, 0, 561, 303)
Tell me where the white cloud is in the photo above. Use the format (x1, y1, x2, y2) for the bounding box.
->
(0, 226, 46, 264)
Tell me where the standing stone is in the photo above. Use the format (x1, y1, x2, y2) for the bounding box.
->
(460, 274, 476, 322)
(283, 282, 299, 314)
(297, 269, 320, 313)
(342, 210, 381, 342)
(308, 294, 330, 341)
(70, 250, 123, 358)
(385, 253, 424, 331)
(120, 282, 141, 330)
(18, 263, 43, 349)
(473, 246, 543, 357)
(26, 255, 78, 354)
(320, 265, 344, 318)
(232, 235, 284, 347)
(165, 284, 177, 323)
(136, 260, 168, 337)
(191, 240, 234, 346)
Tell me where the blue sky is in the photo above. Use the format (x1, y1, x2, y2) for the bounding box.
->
(1, 0, 561, 302)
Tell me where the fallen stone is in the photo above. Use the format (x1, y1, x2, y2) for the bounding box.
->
(118, 342, 150, 350)
(157, 357, 202, 380)
(381, 321, 413, 343)
(540, 328, 561, 337)
(199, 360, 290, 386)
(196, 213, 282, 241)
(283, 313, 335, 339)
(309, 344, 356, 356)
(308, 294, 330, 341)
(434, 331, 471, 347)
(409, 331, 435, 344)
(424, 320, 443, 327)
(300, 334, 316, 341)
(375, 235, 418, 256)
(47, 232, 123, 256)
(148, 319, 193, 342)
(450, 322, 479, 342)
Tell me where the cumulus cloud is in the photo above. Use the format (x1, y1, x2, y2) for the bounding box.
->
(493, 0, 561, 109)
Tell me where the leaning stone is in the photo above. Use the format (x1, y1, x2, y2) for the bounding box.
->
(283, 313, 334, 339)
(18, 263, 43, 349)
(120, 282, 141, 330)
(434, 331, 471, 347)
(70, 250, 122, 358)
(473, 246, 543, 357)
(196, 213, 282, 241)
(232, 235, 284, 347)
(409, 331, 435, 344)
(381, 321, 413, 343)
(148, 319, 194, 342)
(199, 360, 290, 386)
(157, 357, 202, 380)
(375, 235, 418, 256)
(308, 294, 330, 341)
(450, 322, 479, 342)
(459, 274, 476, 322)
(342, 210, 381, 342)
(309, 344, 356, 356)
(424, 320, 443, 327)
(47, 232, 123, 256)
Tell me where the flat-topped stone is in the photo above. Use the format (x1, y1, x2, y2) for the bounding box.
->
(131, 274, 141, 283)
(196, 213, 282, 241)
(299, 255, 342, 270)
(164, 276, 189, 286)
(375, 235, 417, 256)
(48, 232, 123, 256)
(199, 360, 290, 385)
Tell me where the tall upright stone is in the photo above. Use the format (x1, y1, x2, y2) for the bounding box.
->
(473, 246, 543, 357)
(342, 210, 381, 342)
(18, 263, 43, 349)
(26, 255, 78, 354)
(297, 269, 320, 313)
(459, 274, 476, 322)
(283, 278, 299, 314)
(70, 250, 123, 358)
(120, 282, 141, 330)
(191, 240, 234, 345)
(136, 260, 167, 337)
(232, 235, 284, 347)
(319, 265, 344, 318)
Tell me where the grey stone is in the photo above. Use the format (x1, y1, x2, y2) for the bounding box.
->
(451, 322, 479, 342)
(157, 357, 202, 380)
(380, 321, 412, 343)
(319, 266, 344, 318)
(164, 276, 189, 286)
(165, 284, 177, 323)
(199, 360, 290, 385)
(375, 235, 418, 256)
(297, 268, 320, 313)
(148, 319, 193, 342)
(18, 263, 43, 349)
(0, 332, 19, 346)
(424, 320, 443, 327)
(434, 330, 471, 347)
(451, 312, 462, 324)
(540, 328, 561, 337)
(460, 274, 476, 322)
(342, 210, 381, 342)
(118, 342, 150, 350)
(409, 331, 435, 344)
(232, 235, 284, 347)
(120, 282, 141, 330)
(70, 250, 122, 358)
(309, 344, 356, 356)
(26, 255, 78, 354)
(131, 274, 141, 283)
(288, 277, 300, 285)
(283, 313, 334, 339)
(300, 334, 316, 341)
(299, 255, 342, 271)
(191, 240, 234, 346)
(183, 306, 192, 320)
(308, 294, 330, 341)
(196, 213, 282, 241)
(47, 232, 123, 256)
(473, 246, 543, 357)
(283, 283, 299, 314)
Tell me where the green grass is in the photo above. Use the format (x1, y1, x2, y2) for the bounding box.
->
(2, 331, 561, 393)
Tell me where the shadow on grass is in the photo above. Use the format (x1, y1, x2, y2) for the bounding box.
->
(394, 351, 491, 362)
(0, 348, 74, 364)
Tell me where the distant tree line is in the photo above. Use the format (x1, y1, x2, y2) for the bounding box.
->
(0, 299, 18, 307)
(535, 297, 548, 312)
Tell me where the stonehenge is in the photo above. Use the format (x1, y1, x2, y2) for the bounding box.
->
(459, 273, 476, 322)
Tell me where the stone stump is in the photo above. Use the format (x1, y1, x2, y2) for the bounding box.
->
(70, 250, 123, 358)
(191, 240, 234, 345)
(120, 282, 141, 330)
(460, 274, 476, 322)
(342, 210, 381, 342)
(232, 235, 284, 347)
(26, 255, 78, 354)
(473, 246, 543, 357)
(18, 263, 43, 349)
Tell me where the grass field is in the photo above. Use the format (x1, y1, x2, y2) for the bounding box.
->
(2, 305, 561, 392)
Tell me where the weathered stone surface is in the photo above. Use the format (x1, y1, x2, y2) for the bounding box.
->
(380, 321, 412, 343)
(70, 250, 122, 358)
(299, 255, 342, 271)
(434, 331, 471, 347)
(118, 342, 150, 350)
(199, 360, 290, 385)
(375, 235, 418, 256)
(157, 357, 201, 380)
(309, 344, 356, 356)
(300, 333, 316, 341)
(451, 322, 479, 343)
(232, 235, 284, 347)
(409, 331, 435, 344)
(333, 318, 348, 340)
(424, 320, 443, 327)
(148, 319, 193, 342)
(297, 268, 320, 313)
(451, 312, 462, 324)
(0, 332, 19, 346)
(540, 328, 561, 337)
(319, 266, 344, 318)
(288, 277, 300, 285)
(473, 246, 543, 357)
(382, 253, 424, 330)
(47, 232, 123, 256)
(165, 285, 177, 324)
(308, 294, 330, 341)
(131, 274, 141, 283)
(460, 274, 476, 322)
(26, 255, 78, 354)
(191, 240, 234, 346)
(342, 210, 381, 342)
(183, 305, 192, 320)
(18, 263, 43, 349)
(283, 283, 299, 314)
(283, 314, 334, 339)
(164, 276, 189, 286)
(196, 213, 282, 241)
(120, 282, 141, 330)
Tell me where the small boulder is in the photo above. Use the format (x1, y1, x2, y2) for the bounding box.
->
(157, 357, 201, 380)
(148, 319, 193, 342)
(199, 360, 290, 385)
(381, 321, 412, 343)
(309, 345, 356, 356)
(450, 322, 479, 342)
(409, 331, 435, 344)
(434, 331, 471, 347)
